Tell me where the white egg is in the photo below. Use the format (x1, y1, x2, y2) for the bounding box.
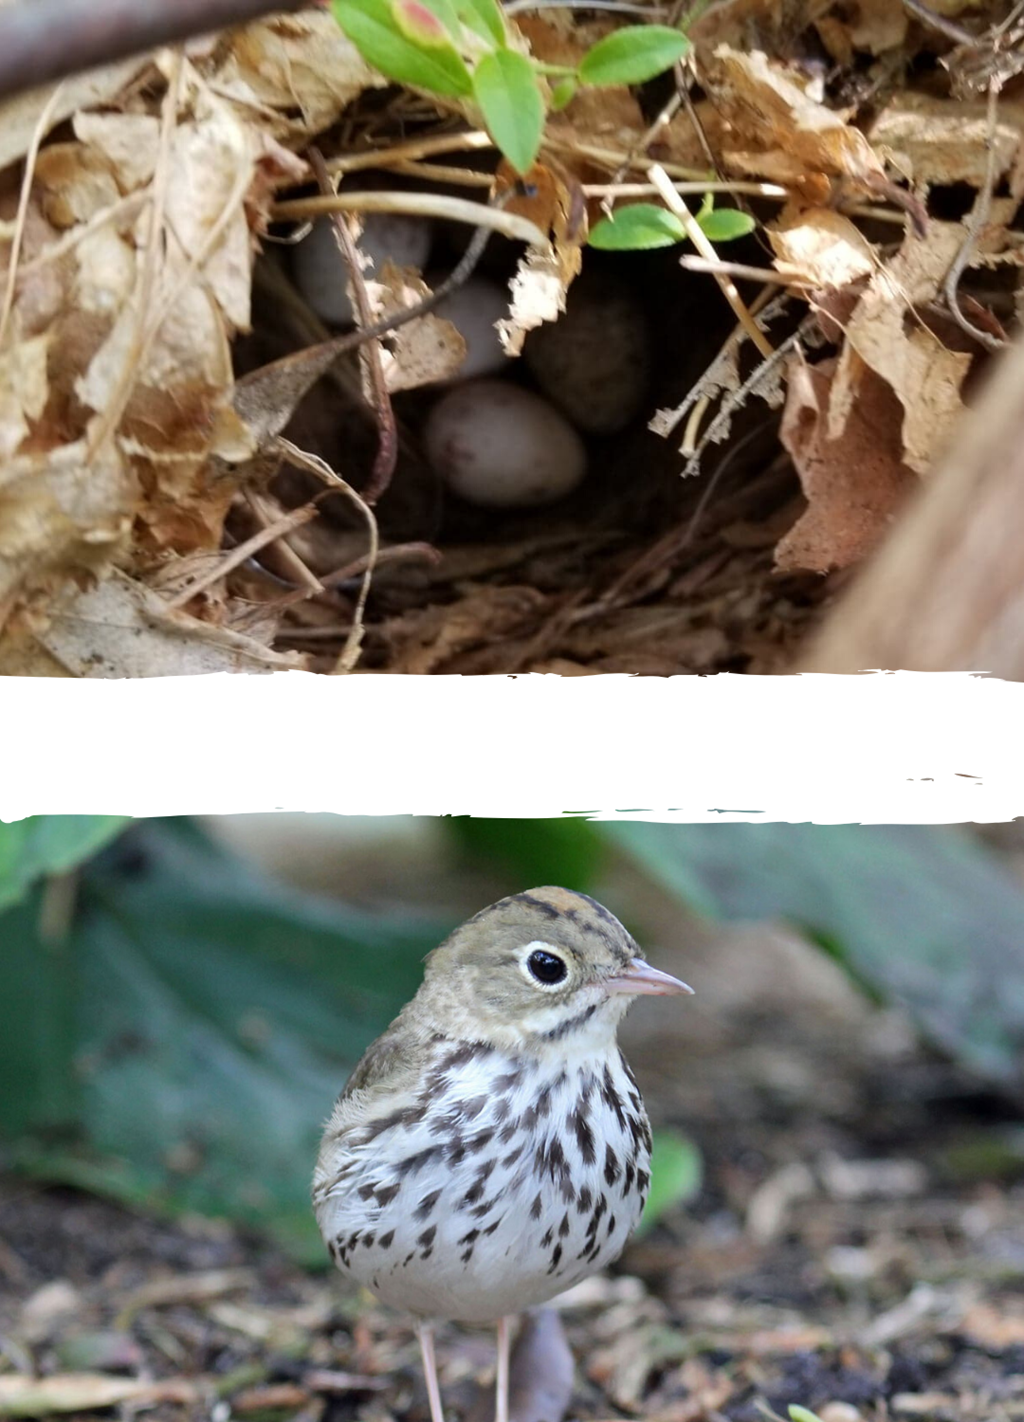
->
(425, 380, 587, 509)
(524, 274, 650, 434)
(291, 213, 432, 325)
(428, 274, 513, 381)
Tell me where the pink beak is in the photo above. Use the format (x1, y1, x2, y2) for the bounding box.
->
(604, 957, 694, 997)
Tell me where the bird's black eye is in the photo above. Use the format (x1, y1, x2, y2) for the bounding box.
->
(527, 949, 567, 985)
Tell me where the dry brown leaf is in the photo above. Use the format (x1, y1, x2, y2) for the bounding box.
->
(33, 571, 305, 677)
(870, 91, 1024, 189)
(0, 330, 49, 458)
(816, 0, 908, 63)
(712, 46, 889, 192)
(0, 57, 153, 173)
(776, 358, 917, 574)
(498, 245, 580, 357)
(828, 223, 972, 474)
(0, 434, 135, 607)
(363, 261, 468, 392)
(768, 208, 876, 290)
(211, 12, 383, 142)
(0, 1371, 197, 1415)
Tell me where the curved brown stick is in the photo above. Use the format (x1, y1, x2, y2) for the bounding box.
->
(0, 0, 303, 101)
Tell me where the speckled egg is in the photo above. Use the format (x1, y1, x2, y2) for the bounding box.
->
(424, 380, 587, 509)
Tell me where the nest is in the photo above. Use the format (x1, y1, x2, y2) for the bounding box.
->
(0, 2, 1020, 676)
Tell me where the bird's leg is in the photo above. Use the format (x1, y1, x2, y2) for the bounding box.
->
(416, 1323, 446, 1422)
(494, 1315, 514, 1422)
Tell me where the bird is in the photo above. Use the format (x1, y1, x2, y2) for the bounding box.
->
(312, 887, 693, 1422)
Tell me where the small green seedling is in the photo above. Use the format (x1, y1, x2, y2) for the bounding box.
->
(789, 1407, 826, 1422)
(589, 192, 756, 252)
(331, 0, 690, 173)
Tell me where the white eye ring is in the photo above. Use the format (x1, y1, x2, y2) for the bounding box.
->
(521, 940, 569, 989)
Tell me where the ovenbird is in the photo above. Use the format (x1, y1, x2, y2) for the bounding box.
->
(313, 887, 692, 1422)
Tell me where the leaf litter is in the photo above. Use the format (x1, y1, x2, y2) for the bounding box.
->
(0, 1, 1022, 672)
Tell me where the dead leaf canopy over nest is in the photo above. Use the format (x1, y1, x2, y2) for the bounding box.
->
(0, 0, 1021, 676)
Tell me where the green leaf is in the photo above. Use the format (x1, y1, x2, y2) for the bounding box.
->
(577, 25, 691, 87)
(331, 0, 472, 96)
(789, 1409, 825, 1422)
(454, 0, 505, 45)
(0, 816, 129, 915)
(445, 817, 605, 891)
(1, 819, 454, 1261)
(697, 207, 755, 242)
(589, 202, 686, 251)
(550, 75, 578, 111)
(472, 49, 545, 175)
(605, 823, 1024, 1100)
(393, 0, 462, 46)
(635, 1129, 702, 1237)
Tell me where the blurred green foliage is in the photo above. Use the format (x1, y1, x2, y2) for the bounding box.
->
(446, 816, 605, 890)
(0, 816, 129, 914)
(1, 819, 452, 1261)
(635, 1130, 702, 1238)
(606, 822, 1024, 1097)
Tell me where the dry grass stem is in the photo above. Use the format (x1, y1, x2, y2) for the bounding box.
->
(0, 79, 66, 351)
(274, 439, 379, 674)
(273, 191, 546, 247)
(649, 163, 774, 359)
(326, 131, 494, 174)
(164, 505, 322, 611)
(309, 147, 397, 505)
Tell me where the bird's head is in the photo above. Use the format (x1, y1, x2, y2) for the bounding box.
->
(417, 886, 692, 1057)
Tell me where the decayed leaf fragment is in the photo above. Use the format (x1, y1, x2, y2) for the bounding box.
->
(870, 90, 1024, 190)
(712, 45, 890, 194)
(28, 570, 306, 677)
(495, 162, 585, 355)
(768, 208, 875, 291)
(361, 260, 468, 391)
(828, 223, 972, 475)
(776, 358, 917, 574)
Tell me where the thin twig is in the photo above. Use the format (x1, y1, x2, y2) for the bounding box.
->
(649, 163, 774, 359)
(15, 190, 147, 278)
(246, 488, 324, 595)
(275, 438, 377, 675)
(679, 255, 812, 287)
(86, 52, 181, 459)
(584, 180, 789, 199)
(0, 0, 303, 101)
(683, 326, 805, 478)
(273, 190, 546, 248)
(308, 146, 398, 507)
(944, 79, 1006, 353)
(164, 503, 321, 612)
(901, 0, 977, 45)
(389, 160, 494, 187)
(326, 131, 495, 176)
(321, 541, 442, 589)
(0, 80, 66, 351)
